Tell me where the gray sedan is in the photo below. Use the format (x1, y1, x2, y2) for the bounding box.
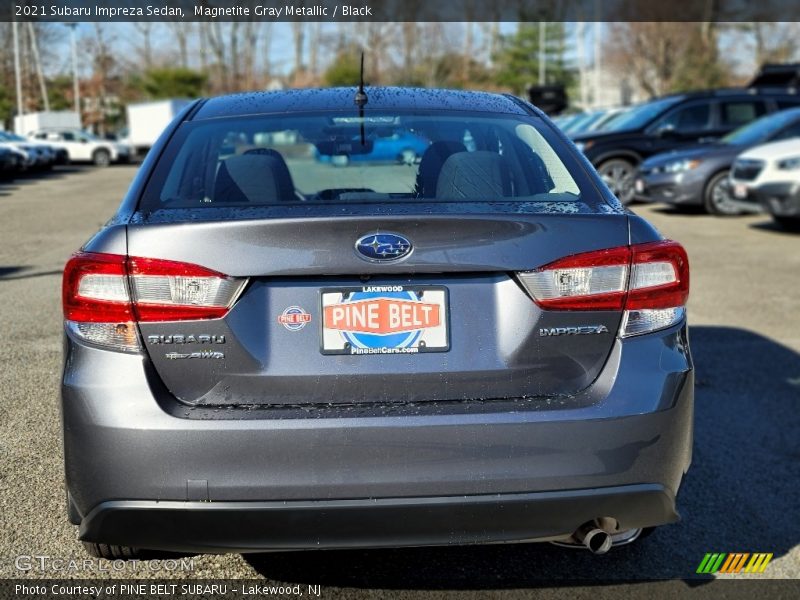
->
(634, 107, 800, 214)
(61, 87, 693, 560)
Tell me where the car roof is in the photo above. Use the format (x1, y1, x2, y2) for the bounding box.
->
(657, 87, 800, 102)
(191, 87, 531, 120)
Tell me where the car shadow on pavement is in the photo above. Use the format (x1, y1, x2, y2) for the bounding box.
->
(749, 220, 800, 235)
(647, 205, 711, 216)
(0, 166, 92, 190)
(243, 325, 799, 587)
(0, 266, 63, 281)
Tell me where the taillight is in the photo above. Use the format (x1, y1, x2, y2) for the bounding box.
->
(63, 252, 245, 352)
(128, 257, 244, 321)
(517, 240, 689, 337)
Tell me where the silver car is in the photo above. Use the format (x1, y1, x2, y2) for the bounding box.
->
(61, 87, 693, 559)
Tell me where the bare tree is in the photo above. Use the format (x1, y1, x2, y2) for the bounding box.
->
(607, 22, 729, 98)
(291, 21, 305, 75)
(401, 23, 417, 76)
(308, 22, 320, 76)
(84, 24, 118, 133)
(204, 21, 229, 91)
(750, 23, 800, 65)
(229, 22, 241, 89)
(167, 22, 192, 68)
(132, 22, 155, 70)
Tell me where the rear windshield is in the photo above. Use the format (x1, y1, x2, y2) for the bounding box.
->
(139, 110, 599, 213)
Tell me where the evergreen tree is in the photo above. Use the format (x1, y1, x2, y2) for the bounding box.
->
(495, 23, 575, 96)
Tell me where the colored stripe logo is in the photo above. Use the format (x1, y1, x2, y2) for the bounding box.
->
(696, 553, 773, 574)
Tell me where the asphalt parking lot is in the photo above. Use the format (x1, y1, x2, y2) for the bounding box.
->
(0, 166, 798, 593)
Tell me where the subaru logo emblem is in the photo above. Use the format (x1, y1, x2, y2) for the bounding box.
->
(355, 232, 413, 262)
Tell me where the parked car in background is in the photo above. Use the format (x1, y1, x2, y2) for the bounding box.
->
(552, 112, 583, 131)
(560, 110, 607, 135)
(30, 128, 129, 166)
(0, 145, 23, 178)
(634, 107, 800, 214)
(587, 107, 629, 133)
(0, 130, 58, 170)
(316, 129, 430, 166)
(0, 141, 34, 171)
(561, 107, 628, 137)
(729, 138, 800, 230)
(572, 88, 800, 202)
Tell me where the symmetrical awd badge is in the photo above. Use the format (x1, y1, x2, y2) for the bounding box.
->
(355, 233, 412, 262)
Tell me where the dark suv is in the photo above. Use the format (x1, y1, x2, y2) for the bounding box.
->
(572, 88, 800, 202)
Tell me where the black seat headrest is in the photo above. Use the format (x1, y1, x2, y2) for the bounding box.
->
(214, 152, 295, 203)
(415, 141, 466, 197)
(435, 151, 513, 200)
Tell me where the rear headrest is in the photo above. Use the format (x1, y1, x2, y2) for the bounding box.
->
(243, 148, 296, 197)
(214, 152, 295, 203)
(435, 151, 513, 200)
(416, 141, 466, 197)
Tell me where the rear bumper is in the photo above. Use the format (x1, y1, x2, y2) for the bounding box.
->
(79, 485, 677, 553)
(63, 324, 694, 551)
(751, 182, 800, 217)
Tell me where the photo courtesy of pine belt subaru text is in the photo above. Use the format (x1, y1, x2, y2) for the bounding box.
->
(61, 87, 693, 559)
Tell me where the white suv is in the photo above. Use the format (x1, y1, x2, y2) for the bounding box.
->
(730, 138, 800, 230)
(31, 128, 129, 166)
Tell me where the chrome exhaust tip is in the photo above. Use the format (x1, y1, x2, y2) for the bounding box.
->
(576, 525, 612, 555)
(551, 518, 642, 553)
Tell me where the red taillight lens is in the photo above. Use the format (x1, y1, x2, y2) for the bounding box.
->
(627, 240, 689, 309)
(63, 252, 132, 322)
(63, 252, 244, 323)
(518, 240, 689, 311)
(517, 240, 689, 336)
(517, 246, 631, 311)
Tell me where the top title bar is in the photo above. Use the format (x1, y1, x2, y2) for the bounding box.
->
(2, 0, 799, 23)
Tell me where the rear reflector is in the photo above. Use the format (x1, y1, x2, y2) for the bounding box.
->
(65, 321, 140, 353)
(517, 240, 689, 336)
(63, 252, 245, 351)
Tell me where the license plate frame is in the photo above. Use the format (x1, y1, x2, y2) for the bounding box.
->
(319, 285, 450, 355)
(733, 183, 748, 199)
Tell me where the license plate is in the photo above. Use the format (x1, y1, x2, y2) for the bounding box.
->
(733, 183, 748, 199)
(635, 178, 645, 193)
(320, 285, 449, 355)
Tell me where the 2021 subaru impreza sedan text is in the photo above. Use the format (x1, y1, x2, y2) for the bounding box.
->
(61, 87, 692, 559)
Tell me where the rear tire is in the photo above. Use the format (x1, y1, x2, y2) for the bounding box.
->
(92, 149, 111, 167)
(774, 216, 800, 231)
(703, 170, 740, 215)
(82, 542, 142, 559)
(597, 158, 636, 204)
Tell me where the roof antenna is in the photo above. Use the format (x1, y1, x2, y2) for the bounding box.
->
(354, 52, 368, 108)
(355, 51, 368, 146)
